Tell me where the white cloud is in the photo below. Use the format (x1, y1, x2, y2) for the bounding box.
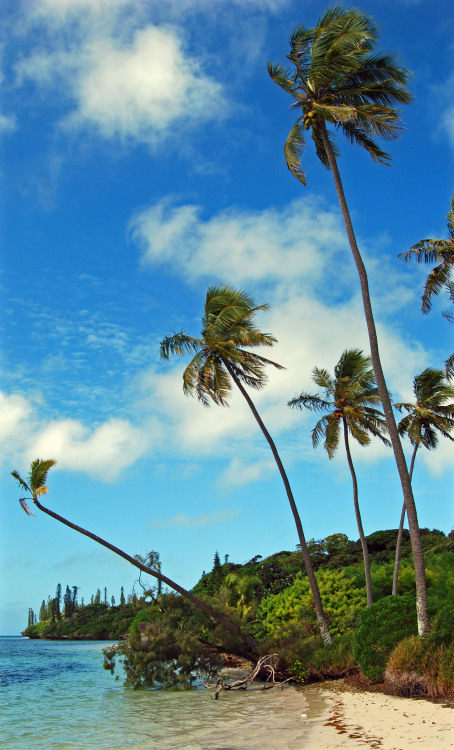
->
(131, 196, 348, 283)
(31, 417, 149, 480)
(0, 391, 151, 481)
(68, 27, 223, 141)
(0, 113, 16, 133)
(15, 9, 225, 145)
(129, 194, 453, 478)
(149, 508, 240, 529)
(220, 457, 275, 486)
(0, 393, 32, 449)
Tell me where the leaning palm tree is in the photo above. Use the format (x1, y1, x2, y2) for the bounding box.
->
(12, 458, 259, 659)
(392, 369, 454, 594)
(289, 349, 390, 607)
(398, 195, 454, 379)
(268, 5, 430, 634)
(160, 284, 332, 644)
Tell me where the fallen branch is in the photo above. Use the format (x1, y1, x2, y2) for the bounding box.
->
(204, 654, 291, 699)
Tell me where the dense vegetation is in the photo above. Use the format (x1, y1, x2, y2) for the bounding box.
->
(23, 584, 142, 640)
(25, 530, 452, 696)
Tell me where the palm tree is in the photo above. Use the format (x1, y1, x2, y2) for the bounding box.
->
(223, 573, 260, 620)
(289, 349, 390, 607)
(12, 458, 259, 659)
(392, 369, 454, 594)
(398, 195, 454, 379)
(160, 284, 332, 644)
(268, 5, 430, 634)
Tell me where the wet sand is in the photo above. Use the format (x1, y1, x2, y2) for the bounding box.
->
(303, 685, 453, 749)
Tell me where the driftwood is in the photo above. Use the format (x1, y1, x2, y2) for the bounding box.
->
(204, 654, 291, 700)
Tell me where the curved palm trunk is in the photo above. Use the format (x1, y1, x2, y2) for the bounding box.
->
(34, 496, 259, 659)
(392, 443, 418, 596)
(320, 121, 430, 635)
(224, 361, 332, 645)
(342, 419, 373, 606)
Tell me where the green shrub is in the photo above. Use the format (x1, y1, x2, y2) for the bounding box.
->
(254, 568, 366, 641)
(353, 594, 417, 680)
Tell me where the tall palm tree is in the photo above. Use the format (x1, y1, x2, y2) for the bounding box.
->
(289, 349, 390, 607)
(12, 459, 259, 658)
(160, 284, 332, 644)
(398, 195, 454, 379)
(392, 369, 454, 594)
(268, 5, 430, 634)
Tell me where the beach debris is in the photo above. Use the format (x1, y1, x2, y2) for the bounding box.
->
(204, 654, 291, 700)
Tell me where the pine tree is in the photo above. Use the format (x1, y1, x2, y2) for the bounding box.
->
(39, 600, 46, 622)
(120, 586, 125, 606)
(94, 588, 101, 605)
(104, 587, 108, 605)
(209, 551, 224, 595)
(64, 585, 72, 617)
(71, 586, 78, 612)
(55, 583, 62, 620)
(28, 608, 35, 627)
(111, 595, 115, 606)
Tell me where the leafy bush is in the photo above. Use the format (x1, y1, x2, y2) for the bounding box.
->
(254, 568, 366, 641)
(353, 594, 417, 680)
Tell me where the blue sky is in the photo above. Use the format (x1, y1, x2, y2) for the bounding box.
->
(1, 0, 453, 635)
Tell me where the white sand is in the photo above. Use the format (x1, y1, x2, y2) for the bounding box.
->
(304, 687, 453, 750)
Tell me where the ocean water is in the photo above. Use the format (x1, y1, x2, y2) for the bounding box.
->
(0, 637, 323, 749)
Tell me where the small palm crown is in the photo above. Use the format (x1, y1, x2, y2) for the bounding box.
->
(394, 369, 454, 450)
(398, 195, 454, 314)
(160, 285, 283, 407)
(12, 458, 57, 516)
(289, 348, 390, 458)
(268, 4, 412, 184)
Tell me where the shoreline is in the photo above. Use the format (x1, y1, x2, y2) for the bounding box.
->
(303, 681, 453, 749)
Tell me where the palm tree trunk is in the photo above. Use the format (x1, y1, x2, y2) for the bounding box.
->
(320, 121, 430, 636)
(392, 443, 418, 596)
(224, 360, 332, 645)
(33, 496, 259, 659)
(342, 419, 373, 606)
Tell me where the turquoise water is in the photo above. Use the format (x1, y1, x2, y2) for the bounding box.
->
(0, 637, 318, 749)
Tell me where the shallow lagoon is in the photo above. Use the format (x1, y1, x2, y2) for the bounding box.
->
(0, 637, 325, 749)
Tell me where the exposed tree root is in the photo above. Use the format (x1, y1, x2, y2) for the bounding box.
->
(204, 654, 291, 700)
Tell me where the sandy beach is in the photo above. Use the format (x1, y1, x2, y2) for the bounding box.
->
(304, 685, 453, 750)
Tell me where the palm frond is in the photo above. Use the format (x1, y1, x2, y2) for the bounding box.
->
(19, 498, 37, 517)
(160, 332, 203, 360)
(284, 122, 306, 184)
(267, 62, 299, 96)
(445, 352, 454, 381)
(11, 470, 31, 495)
(288, 393, 332, 411)
(323, 414, 341, 458)
(421, 261, 454, 313)
(311, 414, 331, 450)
